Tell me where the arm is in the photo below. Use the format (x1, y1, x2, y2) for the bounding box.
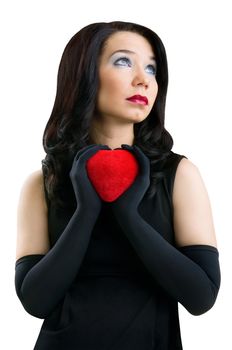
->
(173, 157, 218, 247)
(110, 145, 221, 316)
(15, 144, 110, 319)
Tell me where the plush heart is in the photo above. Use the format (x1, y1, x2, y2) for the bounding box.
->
(86, 149, 139, 202)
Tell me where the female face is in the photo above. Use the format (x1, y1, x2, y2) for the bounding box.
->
(95, 31, 158, 124)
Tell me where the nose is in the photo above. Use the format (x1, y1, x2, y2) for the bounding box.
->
(132, 66, 149, 88)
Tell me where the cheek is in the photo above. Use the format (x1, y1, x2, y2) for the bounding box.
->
(150, 83, 158, 102)
(99, 68, 128, 96)
(101, 76, 123, 97)
(97, 76, 120, 111)
(102, 80, 117, 96)
(98, 81, 116, 107)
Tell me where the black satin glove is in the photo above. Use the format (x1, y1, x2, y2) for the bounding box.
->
(70, 144, 111, 215)
(109, 144, 150, 217)
(109, 144, 220, 315)
(15, 144, 110, 318)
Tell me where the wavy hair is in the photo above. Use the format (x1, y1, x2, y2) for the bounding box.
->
(42, 21, 174, 208)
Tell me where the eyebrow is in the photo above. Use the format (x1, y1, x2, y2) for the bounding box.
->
(109, 49, 156, 63)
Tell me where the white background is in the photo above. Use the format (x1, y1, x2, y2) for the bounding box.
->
(1, 0, 231, 349)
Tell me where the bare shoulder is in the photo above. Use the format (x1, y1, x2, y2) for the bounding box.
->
(173, 157, 218, 247)
(18, 169, 48, 217)
(173, 157, 205, 199)
(21, 169, 45, 197)
(175, 157, 200, 180)
(16, 169, 50, 260)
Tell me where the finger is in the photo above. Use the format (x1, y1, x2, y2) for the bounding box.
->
(121, 144, 148, 169)
(74, 144, 110, 162)
(77, 144, 110, 163)
(131, 146, 150, 173)
(121, 144, 133, 150)
(73, 144, 97, 162)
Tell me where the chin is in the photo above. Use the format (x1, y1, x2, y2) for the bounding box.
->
(113, 111, 149, 124)
(130, 113, 149, 123)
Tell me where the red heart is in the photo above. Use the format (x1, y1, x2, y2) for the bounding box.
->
(86, 149, 139, 202)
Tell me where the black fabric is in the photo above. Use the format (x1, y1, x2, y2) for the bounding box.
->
(15, 144, 110, 318)
(178, 244, 221, 293)
(15, 255, 45, 298)
(108, 145, 220, 316)
(15, 148, 221, 350)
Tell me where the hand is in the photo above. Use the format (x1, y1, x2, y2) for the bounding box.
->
(70, 144, 110, 213)
(110, 144, 150, 217)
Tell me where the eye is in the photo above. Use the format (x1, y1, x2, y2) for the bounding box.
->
(145, 64, 157, 76)
(114, 57, 132, 67)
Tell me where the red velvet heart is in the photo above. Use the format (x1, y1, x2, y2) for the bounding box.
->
(86, 149, 139, 202)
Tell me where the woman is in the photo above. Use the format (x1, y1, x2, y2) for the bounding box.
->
(15, 21, 221, 349)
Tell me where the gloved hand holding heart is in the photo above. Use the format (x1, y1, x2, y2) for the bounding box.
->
(86, 147, 139, 202)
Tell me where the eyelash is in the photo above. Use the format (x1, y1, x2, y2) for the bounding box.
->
(114, 56, 157, 76)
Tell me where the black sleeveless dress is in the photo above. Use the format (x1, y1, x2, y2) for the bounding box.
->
(34, 151, 186, 350)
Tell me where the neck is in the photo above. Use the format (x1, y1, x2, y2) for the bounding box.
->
(89, 117, 135, 150)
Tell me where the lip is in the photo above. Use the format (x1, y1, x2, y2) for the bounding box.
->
(126, 95, 148, 105)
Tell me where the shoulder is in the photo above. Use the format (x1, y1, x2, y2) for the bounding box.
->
(23, 169, 43, 185)
(173, 156, 206, 209)
(162, 152, 192, 192)
(173, 157, 204, 198)
(175, 156, 199, 178)
(19, 169, 47, 213)
(16, 169, 50, 260)
(172, 156, 217, 247)
(163, 151, 188, 177)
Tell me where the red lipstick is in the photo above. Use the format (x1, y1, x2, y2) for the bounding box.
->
(126, 95, 148, 105)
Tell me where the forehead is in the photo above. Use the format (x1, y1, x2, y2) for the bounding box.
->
(101, 31, 155, 58)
